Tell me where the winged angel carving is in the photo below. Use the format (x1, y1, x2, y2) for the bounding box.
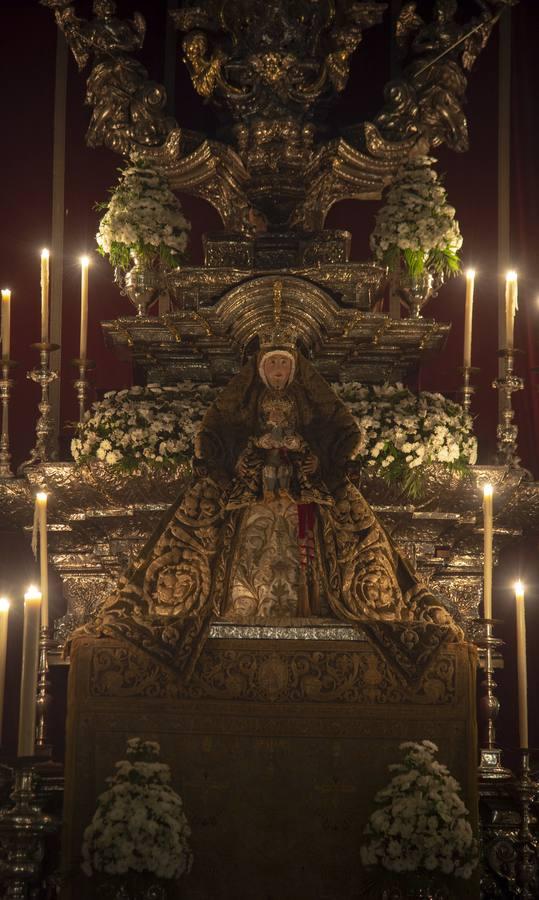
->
(375, 0, 517, 152)
(41, 0, 175, 155)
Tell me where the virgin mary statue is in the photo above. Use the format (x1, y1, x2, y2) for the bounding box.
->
(84, 327, 461, 676)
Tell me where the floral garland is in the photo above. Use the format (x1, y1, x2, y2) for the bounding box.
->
(71, 383, 215, 472)
(96, 162, 191, 271)
(360, 740, 478, 880)
(71, 380, 477, 494)
(370, 155, 462, 278)
(333, 381, 477, 496)
(81, 738, 192, 880)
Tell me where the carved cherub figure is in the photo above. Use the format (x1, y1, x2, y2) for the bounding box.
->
(183, 31, 225, 99)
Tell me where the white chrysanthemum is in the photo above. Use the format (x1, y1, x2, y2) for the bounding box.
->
(96, 163, 191, 270)
(81, 739, 192, 880)
(370, 156, 462, 277)
(361, 741, 478, 879)
(71, 382, 220, 473)
(332, 381, 477, 497)
(73, 377, 476, 490)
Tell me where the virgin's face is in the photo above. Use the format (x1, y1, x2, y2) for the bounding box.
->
(262, 354, 292, 391)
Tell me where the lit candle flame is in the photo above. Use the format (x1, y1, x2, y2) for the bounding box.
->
(0, 597, 10, 613)
(466, 268, 476, 280)
(514, 580, 525, 598)
(24, 585, 42, 602)
(80, 255, 90, 268)
(41, 248, 50, 260)
(506, 270, 517, 282)
(483, 483, 493, 498)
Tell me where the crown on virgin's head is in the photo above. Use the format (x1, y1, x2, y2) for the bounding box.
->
(258, 325, 298, 352)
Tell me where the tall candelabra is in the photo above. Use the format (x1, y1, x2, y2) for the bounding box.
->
(18, 343, 59, 473)
(514, 750, 539, 899)
(0, 359, 16, 478)
(459, 365, 479, 415)
(476, 618, 512, 781)
(72, 357, 95, 423)
(0, 759, 56, 899)
(34, 628, 55, 758)
(493, 349, 524, 467)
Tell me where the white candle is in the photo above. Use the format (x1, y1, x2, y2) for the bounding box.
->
(514, 580, 528, 748)
(18, 586, 41, 756)
(482, 484, 493, 620)
(35, 492, 49, 628)
(0, 597, 9, 745)
(1, 289, 11, 361)
(80, 256, 89, 361)
(504, 270, 518, 352)
(41, 249, 50, 344)
(463, 269, 475, 368)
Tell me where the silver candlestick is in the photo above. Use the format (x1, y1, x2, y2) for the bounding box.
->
(514, 749, 539, 899)
(0, 359, 16, 478)
(459, 365, 480, 415)
(493, 349, 524, 467)
(476, 618, 512, 781)
(0, 758, 56, 898)
(34, 627, 56, 758)
(19, 342, 59, 473)
(72, 357, 95, 423)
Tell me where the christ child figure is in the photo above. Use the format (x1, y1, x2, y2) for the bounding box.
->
(255, 391, 304, 500)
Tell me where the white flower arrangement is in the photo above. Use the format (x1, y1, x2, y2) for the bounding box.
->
(81, 737, 193, 880)
(71, 380, 476, 494)
(71, 382, 218, 472)
(96, 162, 191, 270)
(333, 381, 477, 496)
(370, 155, 463, 278)
(360, 740, 478, 880)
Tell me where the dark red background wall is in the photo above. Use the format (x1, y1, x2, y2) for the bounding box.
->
(0, 1, 538, 762)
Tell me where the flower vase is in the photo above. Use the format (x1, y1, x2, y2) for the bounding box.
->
(95, 872, 175, 900)
(405, 873, 451, 899)
(397, 271, 443, 318)
(122, 255, 164, 317)
(380, 873, 451, 899)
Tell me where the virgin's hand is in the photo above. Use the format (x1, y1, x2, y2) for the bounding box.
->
(301, 453, 318, 475)
(237, 456, 250, 477)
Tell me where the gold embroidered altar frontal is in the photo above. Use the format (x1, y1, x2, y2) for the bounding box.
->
(61, 633, 479, 900)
